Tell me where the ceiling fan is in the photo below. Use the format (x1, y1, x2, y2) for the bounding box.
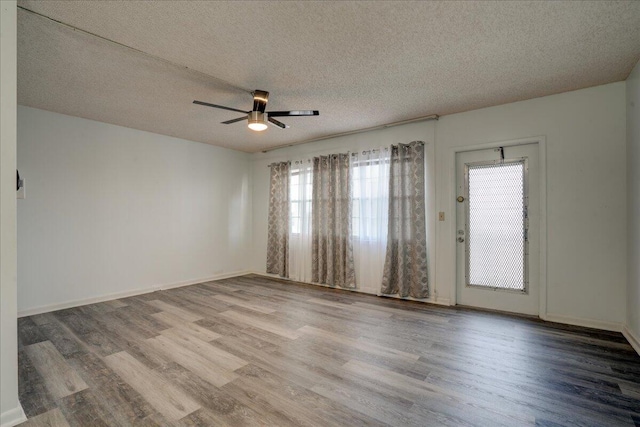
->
(193, 90, 319, 132)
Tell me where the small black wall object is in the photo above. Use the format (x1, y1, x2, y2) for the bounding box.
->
(17, 170, 23, 191)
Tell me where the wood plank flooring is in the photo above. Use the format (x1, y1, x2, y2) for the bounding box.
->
(17, 274, 640, 426)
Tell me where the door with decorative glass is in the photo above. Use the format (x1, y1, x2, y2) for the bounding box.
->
(455, 144, 539, 315)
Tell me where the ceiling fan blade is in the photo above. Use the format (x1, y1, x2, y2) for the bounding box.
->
(267, 110, 319, 117)
(252, 90, 269, 113)
(268, 117, 289, 129)
(221, 116, 247, 125)
(193, 100, 249, 114)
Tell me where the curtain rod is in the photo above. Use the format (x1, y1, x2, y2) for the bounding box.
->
(268, 144, 428, 167)
(261, 114, 438, 153)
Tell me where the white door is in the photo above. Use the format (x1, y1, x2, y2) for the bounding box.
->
(455, 143, 539, 316)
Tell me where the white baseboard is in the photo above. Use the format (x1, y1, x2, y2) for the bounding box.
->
(18, 284, 164, 318)
(18, 270, 250, 317)
(543, 313, 622, 332)
(157, 270, 251, 291)
(248, 271, 451, 306)
(380, 293, 451, 306)
(250, 271, 280, 279)
(622, 325, 640, 356)
(1, 405, 27, 427)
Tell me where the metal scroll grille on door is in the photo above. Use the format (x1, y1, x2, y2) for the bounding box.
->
(466, 160, 527, 291)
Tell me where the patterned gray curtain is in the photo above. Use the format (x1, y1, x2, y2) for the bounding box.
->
(266, 162, 290, 277)
(312, 154, 356, 288)
(381, 141, 429, 298)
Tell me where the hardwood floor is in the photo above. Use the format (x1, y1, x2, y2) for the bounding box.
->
(17, 274, 640, 426)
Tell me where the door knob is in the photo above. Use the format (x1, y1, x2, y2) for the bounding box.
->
(457, 237, 464, 243)
(457, 196, 465, 203)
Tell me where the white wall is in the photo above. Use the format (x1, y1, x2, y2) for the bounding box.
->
(250, 121, 438, 298)
(436, 82, 627, 329)
(17, 106, 252, 314)
(626, 60, 640, 349)
(251, 82, 628, 329)
(13, 74, 630, 335)
(0, 2, 26, 426)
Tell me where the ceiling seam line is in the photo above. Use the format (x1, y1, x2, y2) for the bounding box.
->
(16, 5, 253, 95)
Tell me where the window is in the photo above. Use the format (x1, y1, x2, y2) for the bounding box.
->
(288, 153, 390, 240)
(289, 165, 312, 235)
(289, 164, 313, 282)
(351, 154, 390, 241)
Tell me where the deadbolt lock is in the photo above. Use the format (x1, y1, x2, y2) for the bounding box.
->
(457, 196, 465, 203)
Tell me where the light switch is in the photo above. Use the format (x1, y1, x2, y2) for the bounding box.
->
(438, 211, 445, 221)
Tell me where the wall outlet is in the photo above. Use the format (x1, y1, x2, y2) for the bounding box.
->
(438, 211, 445, 221)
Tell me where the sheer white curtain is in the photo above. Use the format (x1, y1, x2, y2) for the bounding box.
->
(351, 148, 390, 293)
(289, 162, 313, 282)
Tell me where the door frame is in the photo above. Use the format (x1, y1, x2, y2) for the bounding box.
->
(447, 136, 547, 319)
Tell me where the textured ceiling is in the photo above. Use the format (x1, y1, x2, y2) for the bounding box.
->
(17, 1, 640, 153)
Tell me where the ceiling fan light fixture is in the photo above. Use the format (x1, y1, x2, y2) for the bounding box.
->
(247, 111, 268, 131)
(194, 90, 319, 133)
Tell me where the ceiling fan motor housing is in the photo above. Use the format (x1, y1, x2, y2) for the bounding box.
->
(252, 90, 269, 112)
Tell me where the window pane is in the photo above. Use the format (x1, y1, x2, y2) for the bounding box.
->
(291, 217, 300, 234)
(289, 167, 312, 235)
(351, 159, 389, 242)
